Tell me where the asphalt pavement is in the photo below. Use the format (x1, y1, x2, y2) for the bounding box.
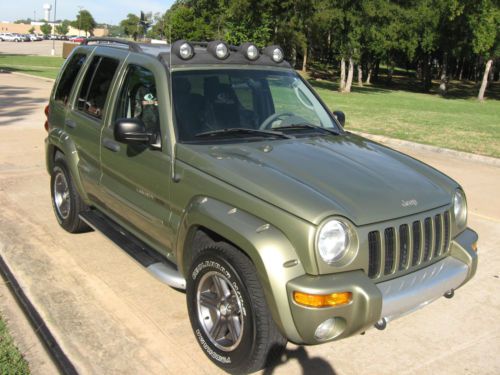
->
(0, 71, 499, 375)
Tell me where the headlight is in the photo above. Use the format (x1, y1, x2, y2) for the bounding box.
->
(317, 219, 351, 263)
(453, 189, 467, 228)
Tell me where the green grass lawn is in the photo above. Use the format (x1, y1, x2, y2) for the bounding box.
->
(309, 78, 500, 158)
(0, 54, 63, 79)
(0, 53, 498, 157)
(0, 314, 30, 374)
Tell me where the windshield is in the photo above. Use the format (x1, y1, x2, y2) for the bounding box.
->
(172, 69, 339, 142)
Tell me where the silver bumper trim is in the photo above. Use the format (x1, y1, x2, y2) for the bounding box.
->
(377, 257, 468, 322)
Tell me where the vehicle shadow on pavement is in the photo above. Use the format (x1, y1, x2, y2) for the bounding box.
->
(264, 346, 336, 374)
(0, 81, 46, 126)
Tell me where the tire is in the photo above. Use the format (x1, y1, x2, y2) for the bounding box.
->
(50, 159, 90, 233)
(187, 243, 286, 374)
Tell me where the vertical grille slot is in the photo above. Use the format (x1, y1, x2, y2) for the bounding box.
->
(368, 231, 380, 278)
(423, 218, 432, 261)
(399, 224, 409, 270)
(384, 228, 395, 275)
(434, 214, 442, 257)
(411, 221, 421, 266)
(443, 211, 450, 253)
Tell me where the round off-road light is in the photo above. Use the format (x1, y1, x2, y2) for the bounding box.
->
(208, 41, 229, 60)
(241, 43, 259, 61)
(173, 40, 194, 60)
(314, 318, 336, 341)
(179, 42, 194, 59)
(263, 45, 284, 63)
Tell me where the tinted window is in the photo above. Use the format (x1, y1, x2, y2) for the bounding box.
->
(55, 53, 86, 105)
(77, 56, 119, 119)
(115, 65, 160, 135)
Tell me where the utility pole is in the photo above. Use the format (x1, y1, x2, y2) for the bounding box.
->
(51, 0, 57, 56)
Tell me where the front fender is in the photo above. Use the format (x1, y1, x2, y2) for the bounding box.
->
(45, 128, 89, 203)
(176, 196, 305, 343)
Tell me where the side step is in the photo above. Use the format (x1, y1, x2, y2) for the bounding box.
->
(79, 210, 186, 290)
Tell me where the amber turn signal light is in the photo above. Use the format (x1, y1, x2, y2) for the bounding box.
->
(471, 241, 478, 252)
(293, 291, 352, 308)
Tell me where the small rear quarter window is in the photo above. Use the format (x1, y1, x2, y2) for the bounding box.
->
(55, 53, 87, 105)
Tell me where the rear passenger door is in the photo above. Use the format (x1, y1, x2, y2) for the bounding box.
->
(99, 55, 174, 257)
(65, 49, 125, 200)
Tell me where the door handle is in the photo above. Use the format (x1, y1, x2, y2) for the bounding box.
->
(102, 138, 120, 152)
(65, 119, 76, 129)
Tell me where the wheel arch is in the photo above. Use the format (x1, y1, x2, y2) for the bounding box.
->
(177, 196, 305, 343)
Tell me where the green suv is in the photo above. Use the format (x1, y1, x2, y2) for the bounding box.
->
(45, 38, 478, 373)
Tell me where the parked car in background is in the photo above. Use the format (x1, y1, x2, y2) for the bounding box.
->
(69, 36, 86, 43)
(29, 34, 42, 41)
(0, 33, 22, 42)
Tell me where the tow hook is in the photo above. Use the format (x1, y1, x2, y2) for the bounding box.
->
(374, 317, 387, 330)
(444, 289, 455, 299)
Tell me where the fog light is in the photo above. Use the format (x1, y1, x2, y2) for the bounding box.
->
(293, 291, 352, 308)
(208, 41, 230, 60)
(314, 318, 336, 341)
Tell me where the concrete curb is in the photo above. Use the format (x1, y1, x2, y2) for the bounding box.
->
(353, 131, 500, 168)
(0, 251, 77, 375)
(1, 70, 55, 82)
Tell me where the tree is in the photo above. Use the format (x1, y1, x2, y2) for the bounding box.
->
(40, 23, 52, 36)
(55, 20, 70, 36)
(28, 27, 35, 34)
(72, 10, 97, 36)
(120, 13, 141, 40)
(14, 18, 32, 24)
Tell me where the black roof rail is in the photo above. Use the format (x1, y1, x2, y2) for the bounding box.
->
(83, 37, 143, 53)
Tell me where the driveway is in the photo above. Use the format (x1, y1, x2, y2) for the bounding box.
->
(0, 72, 499, 375)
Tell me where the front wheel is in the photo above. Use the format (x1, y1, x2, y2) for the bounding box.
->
(187, 243, 286, 373)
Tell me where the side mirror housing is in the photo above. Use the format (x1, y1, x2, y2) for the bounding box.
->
(333, 110, 346, 127)
(114, 118, 152, 144)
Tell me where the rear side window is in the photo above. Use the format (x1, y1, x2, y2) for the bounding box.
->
(77, 56, 119, 120)
(55, 53, 86, 105)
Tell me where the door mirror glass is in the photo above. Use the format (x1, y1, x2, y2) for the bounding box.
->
(114, 118, 152, 144)
(333, 110, 346, 127)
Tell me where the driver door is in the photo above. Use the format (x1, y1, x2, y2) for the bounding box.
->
(99, 57, 174, 257)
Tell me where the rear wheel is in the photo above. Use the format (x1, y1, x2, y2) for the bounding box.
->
(187, 243, 286, 373)
(50, 159, 90, 233)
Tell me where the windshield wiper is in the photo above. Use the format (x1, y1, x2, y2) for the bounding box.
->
(274, 123, 340, 135)
(195, 128, 293, 139)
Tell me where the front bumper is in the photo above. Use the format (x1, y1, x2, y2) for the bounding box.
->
(286, 228, 478, 344)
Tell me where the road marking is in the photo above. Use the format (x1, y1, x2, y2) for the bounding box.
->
(470, 212, 500, 223)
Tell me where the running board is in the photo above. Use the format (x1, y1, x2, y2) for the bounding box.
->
(79, 210, 186, 290)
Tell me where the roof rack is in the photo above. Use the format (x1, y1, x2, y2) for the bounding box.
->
(83, 37, 143, 53)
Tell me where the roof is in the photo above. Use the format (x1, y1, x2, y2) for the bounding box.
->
(83, 37, 292, 70)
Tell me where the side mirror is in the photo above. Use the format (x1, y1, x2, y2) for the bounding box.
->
(114, 118, 152, 144)
(333, 110, 346, 127)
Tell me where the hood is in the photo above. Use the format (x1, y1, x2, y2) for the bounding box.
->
(178, 133, 457, 225)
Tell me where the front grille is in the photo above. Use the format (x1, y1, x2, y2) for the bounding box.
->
(368, 210, 451, 279)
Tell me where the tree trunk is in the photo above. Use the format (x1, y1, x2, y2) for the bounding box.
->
(459, 58, 464, 81)
(302, 45, 308, 73)
(357, 64, 363, 87)
(344, 57, 354, 92)
(387, 62, 394, 83)
(365, 67, 372, 85)
(478, 59, 493, 101)
(439, 52, 448, 96)
(339, 57, 346, 92)
(373, 59, 380, 82)
(423, 55, 432, 92)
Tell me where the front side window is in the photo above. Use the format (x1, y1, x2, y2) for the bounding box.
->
(55, 53, 86, 105)
(114, 65, 160, 136)
(77, 56, 119, 119)
(172, 69, 338, 143)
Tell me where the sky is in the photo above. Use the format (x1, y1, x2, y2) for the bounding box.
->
(1, 0, 175, 25)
